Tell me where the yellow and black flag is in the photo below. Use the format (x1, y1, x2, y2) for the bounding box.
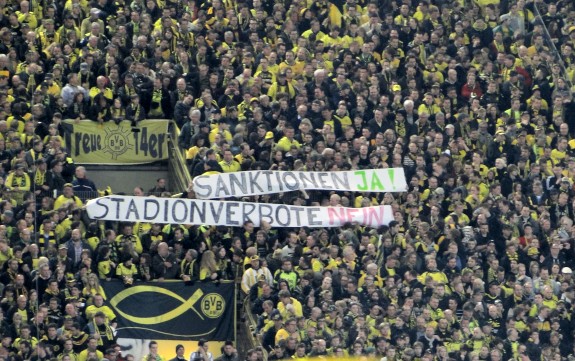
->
(102, 281, 236, 340)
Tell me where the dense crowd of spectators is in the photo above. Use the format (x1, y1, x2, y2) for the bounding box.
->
(0, 0, 574, 359)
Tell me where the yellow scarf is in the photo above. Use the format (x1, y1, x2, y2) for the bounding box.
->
(34, 169, 45, 186)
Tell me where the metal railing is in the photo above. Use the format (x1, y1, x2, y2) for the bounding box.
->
(168, 122, 193, 194)
(243, 296, 268, 361)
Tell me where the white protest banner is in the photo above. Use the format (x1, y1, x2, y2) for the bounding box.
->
(192, 169, 407, 199)
(86, 196, 395, 227)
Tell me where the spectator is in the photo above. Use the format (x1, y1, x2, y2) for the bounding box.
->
(178, 109, 203, 150)
(77, 337, 103, 361)
(64, 229, 91, 272)
(169, 345, 187, 361)
(84, 294, 115, 324)
(241, 256, 273, 294)
(5, 164, 30, 192)
(148, 178, 167, 194)
(72, 166, 97, 193)
(180, 249, 199, 285)
(214, 341, 238, 361)
(53, 184, 83, 211)
(61, 74, 89, 107)
(152, 242, 178, 281)
(143, 341, 164, 361)
(85, 311, 116, 352)
(189, 339, 213, 361)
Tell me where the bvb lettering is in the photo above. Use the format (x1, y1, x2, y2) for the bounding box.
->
(201, 293, 225, 318)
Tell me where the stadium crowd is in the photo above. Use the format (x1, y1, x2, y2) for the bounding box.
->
(0, 0, 573, 358)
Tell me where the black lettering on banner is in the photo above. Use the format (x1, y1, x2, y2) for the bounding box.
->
(82, 134, 90, 154)
(85, 196, 394, 227)
(226, 202, 242, 226)
(74, 132, 90, 156)
(73, 132, 80, 156)
(63, 126, 73, 156)
(125, 199, 140, 220)
(282, 172, 300, 191)
(130, 126, 165, 158)
(209, 202, 225, 222)
(143, 199, 160, 220)
(298, 172, 318, 189)
(110, 197, 125, 220)
(318, 173, 329, 188)
(172, 200, 188, 223)
(229, 173, 248, 195)
(242, 203, 256, 223)
(138, 127, 148, 156)
(291, 206, 305, 226)
(274, 172, 283, 191)
(225, 203, 240, 225)
(163, 199, 169, 223)
(260, 171, 274, 192)
(275, 205, 290, 226)
(149, 134, 158, 158)
(332, 172, 350, 190)
(190, 201, 206, 223)
(214, 176, 230, 197)
(193, 176, 211, 198)
(248, 171, 264, 193)
(91, 198, 110, 219)
(259, 204, 274, 224)
(75, 132, 102, 156)
(157, 133, 165, 159)
(109, 134, 125, 151)
(307, 207, 323, 226)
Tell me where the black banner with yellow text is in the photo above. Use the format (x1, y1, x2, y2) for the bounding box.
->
(102, 281, 235, 341)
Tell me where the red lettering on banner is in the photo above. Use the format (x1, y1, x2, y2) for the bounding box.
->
(368, 207, 384, 226)
(328, 208, 346, 225)
(346, 208, 358, 223)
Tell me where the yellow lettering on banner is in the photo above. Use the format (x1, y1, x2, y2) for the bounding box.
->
(63, 120, 169, 164)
